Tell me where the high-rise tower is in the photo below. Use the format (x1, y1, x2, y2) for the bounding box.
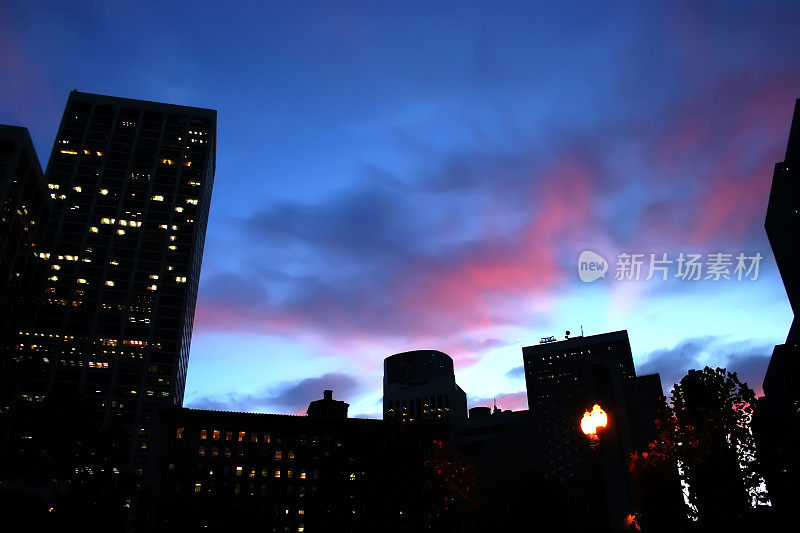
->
(383, 349, 468, 423)
(7, 91, 216, 470)
(765, 99, 800, 344)
(757, 98, 800, 522)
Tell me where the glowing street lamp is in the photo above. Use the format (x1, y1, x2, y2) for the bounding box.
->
(580, 403, 608, 446)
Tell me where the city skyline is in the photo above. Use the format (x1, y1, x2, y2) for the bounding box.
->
(2, 2, 800, 417)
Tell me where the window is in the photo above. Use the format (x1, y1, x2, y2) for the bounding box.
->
(274, 470, 281, 478)
(195, 483, 202, 493)
(263, 434, 271, 444)
(212, 430, 220, 440)
(200, 429, 207, 440)
(226, 431, 233, 441)
(199, 446, 206, 456)
(238, 431, 246, 442)
(275, 450, 282, 460)
(176, 427, 184, 439)
(236, 466, 242, 477)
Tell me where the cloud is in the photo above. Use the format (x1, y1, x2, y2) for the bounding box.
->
(505, 366, 524, 379)
(186, 372, 361, 415)
(639, 336, 772, 397)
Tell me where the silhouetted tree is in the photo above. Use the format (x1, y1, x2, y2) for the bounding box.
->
(671, 367, 765, 528)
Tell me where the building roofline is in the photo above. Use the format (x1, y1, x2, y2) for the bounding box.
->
(522, 329, 629, 352)
(69, 90, 217, 118)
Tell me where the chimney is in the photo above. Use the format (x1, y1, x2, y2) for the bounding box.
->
(324, 389, 333, 400)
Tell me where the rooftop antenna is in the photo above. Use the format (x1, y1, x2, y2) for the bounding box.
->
(580, 324, 584, 337)
(493, 397, 498, 413)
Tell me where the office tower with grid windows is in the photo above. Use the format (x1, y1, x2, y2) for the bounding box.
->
(8, 91, 216, 471)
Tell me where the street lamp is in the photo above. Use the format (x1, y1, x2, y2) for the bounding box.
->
(580, 403, 608, 447)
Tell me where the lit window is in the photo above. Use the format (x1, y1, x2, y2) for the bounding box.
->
(101, 218, 115, 225)
(195, 483, 202, 493)
(117, 229, 125, 235)
(51, 265, 60, 270)
(175, 207, 183, 213)
(168, 245, 177, 251)
(274, 470, 281, 478)
(287, 469, 293, 478)
(186, 198, 198, 205)
(151, 195, 164, 202)
(176, 276, 187, 283)
(73, 186, 82, 192)
(226, 431, 233, 441)
(90, 227, 99, 233)
(213, 430, 220, 440)
(149, 274, 159, 280)
(236, 466, 243, 476)
(48, 276, 58, 281)
(147, 285, 157, 291)
(176, 427, 184, 439)
(264, 434, 271, 443)
(238, 431, 246, 442)
(183, 161, 192, 167)
(161, 159, 173, 165)
(100, 189, 108, 195)
(77, 279, 87, 284)
(200, 430, 207, 440)
(300, 470, 306, 479)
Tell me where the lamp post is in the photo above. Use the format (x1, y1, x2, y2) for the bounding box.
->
(580, 403, 608, 448)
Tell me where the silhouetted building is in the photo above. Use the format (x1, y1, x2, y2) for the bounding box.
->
(383, 349, 467, 423)
(306, 389, 349, 419)
(147, 391, 384, 533)
(2, 91, 216, 473)
(0, 125, 50, 417)
(756, 98, 800, 524)
(521, 331, 664, 532)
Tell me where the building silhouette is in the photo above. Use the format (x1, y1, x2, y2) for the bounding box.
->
(756, 98, 800, 524)
(383, 349, 467, 423)
(521, 330, 663, 532)
(0, 126, 51, 418)
(147, 390, 385, 532)
(1, 91, 216, 473)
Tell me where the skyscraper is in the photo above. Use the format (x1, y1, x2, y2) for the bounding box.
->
(521, 330, 664, 532)
(0, 125, 50, 416)
(756, 98, 800, 522)
(383, 349, 467, 423)
(6, 91, 216, 471)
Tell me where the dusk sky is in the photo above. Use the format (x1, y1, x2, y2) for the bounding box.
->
(2, 1, 799, 417)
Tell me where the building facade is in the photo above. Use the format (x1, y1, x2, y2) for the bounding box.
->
(147, 391, 385, 532)
(521, 331, 663, 532)
(0, 125, 51, 424)
(383, 349, 467, 423)
(4, 91, 216, 471)
(756, 98, 800, 523)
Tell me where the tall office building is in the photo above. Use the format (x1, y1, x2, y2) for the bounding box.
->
(756, 98, 800, 522)
(0, 126, 50, 416)
(383, 349, 467, 423)
(7, 91, 216, 471)
(521, 331, 664, 532)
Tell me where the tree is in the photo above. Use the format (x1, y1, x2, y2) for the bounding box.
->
(671, 367, 765, 528)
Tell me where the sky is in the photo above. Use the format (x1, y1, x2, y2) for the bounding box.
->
(1, 1, 799, 417)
